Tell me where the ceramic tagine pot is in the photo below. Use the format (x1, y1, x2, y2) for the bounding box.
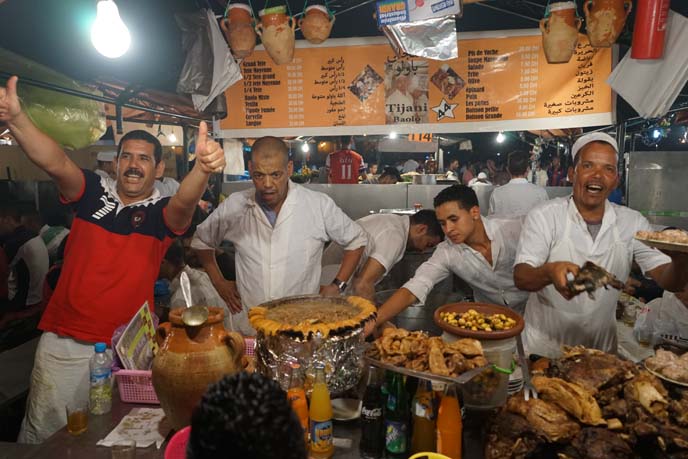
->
(584, 0, 632, 47)
(220, 3, 257, 59)
(540, 1, 583, 64)
(298, 5, 335, 44)
(255, 5, 296, 65)
(151, 306, 244, 430)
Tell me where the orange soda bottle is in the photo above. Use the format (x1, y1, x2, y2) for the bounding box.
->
(411, 379, 436, 454)
(309, 363, 334, 459)
(436, 384, 462, 459)
(287, 363, 310, 446)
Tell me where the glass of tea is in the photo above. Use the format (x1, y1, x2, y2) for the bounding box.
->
(66, 400, 88, 435)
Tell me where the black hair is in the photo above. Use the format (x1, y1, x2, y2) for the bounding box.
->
(187, 372, 307, 459)
(163, 239, 185, 268)
(379, 167, 402, 182)
(117, 130, 163, 164)
(338, 135, 352, 147)
(409, 209, 444, 240)
(433, 184, 479, 211)
(507, 151, 529, 176)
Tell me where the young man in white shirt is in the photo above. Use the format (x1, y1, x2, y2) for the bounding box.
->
(321, 210, 444, 301)
(488, 150, 549, 218)
(192, 137, 367, 333)
(369, 185, 528, 336)
(514, 132, 688, 357)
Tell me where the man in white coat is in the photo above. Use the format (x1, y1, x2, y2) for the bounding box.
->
(320, 209, 444, 301)
(514, 132, 688, 358)
(369, 185, 528, 336)
(488, 150, 548, 218)
(192, 137, 367, 334)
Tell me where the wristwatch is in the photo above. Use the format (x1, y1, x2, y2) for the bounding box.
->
(332, 277, 348, 293)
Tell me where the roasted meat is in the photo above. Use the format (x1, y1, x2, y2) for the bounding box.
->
(570, 428, 633, 459)
(506, 396, 581, 442)
(485, 411, 546, 459)
(532, 376, 606, 426)
(568, 261, 625, 299)
(549, 346, 636, 394)
(624, 371, 669, 421)
(670, 391, 688, 427)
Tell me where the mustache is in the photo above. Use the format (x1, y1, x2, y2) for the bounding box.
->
(123, 168, 143, 178)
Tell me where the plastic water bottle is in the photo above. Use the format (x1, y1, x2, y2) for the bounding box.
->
(89, 342, 112, 415)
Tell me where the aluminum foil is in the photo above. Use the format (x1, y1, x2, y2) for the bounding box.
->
(256, 327, 366, 395)
(383, 15, 458, 61)
(253, 296, 369, 396)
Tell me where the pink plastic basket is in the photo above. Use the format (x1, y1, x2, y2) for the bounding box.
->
(115, 369, 160, 404)
(116, 337, 255, 405)
(164, 426, 191, 459)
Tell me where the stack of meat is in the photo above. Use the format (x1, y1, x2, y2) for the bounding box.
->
(486, 346, 688, 459)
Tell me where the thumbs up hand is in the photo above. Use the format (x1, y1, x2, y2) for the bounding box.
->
(195, 121, 225, 174)
(0, 76, 22, 123)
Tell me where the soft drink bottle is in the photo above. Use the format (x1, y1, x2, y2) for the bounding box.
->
(383, 372, 408, 458)
(309, 363, 334, 459)
(411, 379, 436, 454)
(287, 363, 309, 446)
(437, 384, 462, 459)
(360, 366, 384, 459)
(89, 342, 112, 415)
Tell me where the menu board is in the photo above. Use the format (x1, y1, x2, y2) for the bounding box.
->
(221, 31, 613, 138)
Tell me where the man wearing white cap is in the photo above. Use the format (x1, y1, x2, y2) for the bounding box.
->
(468, 171, 491, 188)
(94, 150, 116, 179)
(513, 132, 688, 357)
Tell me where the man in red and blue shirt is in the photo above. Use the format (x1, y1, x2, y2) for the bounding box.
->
(0, 76, 226, 443)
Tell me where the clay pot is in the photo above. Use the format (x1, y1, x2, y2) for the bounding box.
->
(584, 0, 632, 47)
(255, 6, 296, 65)
(220, 3, 257, 59)
(152, 307, 244, 430)
(298, 5, 335, 44)
(540, 2, 583, 64)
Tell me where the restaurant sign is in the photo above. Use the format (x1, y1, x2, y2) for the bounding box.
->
(220, 31, 614, 138)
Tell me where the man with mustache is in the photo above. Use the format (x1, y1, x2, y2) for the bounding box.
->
(369, 185, 527, 336)
(0, 76, 226, 442)
(514, 132, 688, 357)
(191, 136, 367, 333)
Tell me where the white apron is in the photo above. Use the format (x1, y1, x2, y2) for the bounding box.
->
(522, 203, 631, 358)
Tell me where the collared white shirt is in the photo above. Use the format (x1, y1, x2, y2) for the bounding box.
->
(515, 197, 670, 276)
(488, 177, 549, 218)
(191, 181, 367, 311)
(321, 214, 409, 285)
(403, 217, 529, 314)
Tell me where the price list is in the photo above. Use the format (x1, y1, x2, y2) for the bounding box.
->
(516, 45, 540, 118)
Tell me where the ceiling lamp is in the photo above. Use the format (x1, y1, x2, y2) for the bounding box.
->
(496, 131, 505, 143)
(91, 0, 131, 58)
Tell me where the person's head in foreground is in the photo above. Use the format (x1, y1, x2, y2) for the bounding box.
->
(187, 372, 307, 459)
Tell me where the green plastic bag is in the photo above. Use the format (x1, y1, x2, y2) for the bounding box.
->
(1, 48, 106, 150)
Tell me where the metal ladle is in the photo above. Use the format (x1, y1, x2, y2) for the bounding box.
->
(180, 271, 209, 327)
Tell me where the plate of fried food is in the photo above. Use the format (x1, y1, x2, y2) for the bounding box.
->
(365, 328, 490, 384)
(644, 348, 688, 388)
(434, 302, 524, 339)
(635, 229, 688, 253)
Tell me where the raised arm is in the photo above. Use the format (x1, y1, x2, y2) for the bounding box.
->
(165, 121, 225, 232)
(0, 76, 83, 201)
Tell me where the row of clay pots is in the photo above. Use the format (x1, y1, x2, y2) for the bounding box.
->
(220, 4, 334, 65)
(540, 0, 632, 64)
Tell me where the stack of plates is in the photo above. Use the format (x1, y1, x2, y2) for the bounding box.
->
(508, 365, 524, 395)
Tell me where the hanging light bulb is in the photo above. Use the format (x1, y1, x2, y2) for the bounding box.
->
(389, 132, 398, 139)
(168, 132, 177, 143)
(496, 131, 505, 143)
(91, 0, 131, 58)
(301, 143, 310, 153)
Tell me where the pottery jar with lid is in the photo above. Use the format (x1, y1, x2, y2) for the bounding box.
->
(584, 0, 632, 47)
(151, 306, 244, 430)
(299, 5, 335, 44)
(220, 3, 257, 59)
(539, 1, 582, 64)
(255, 6, 296, 65)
